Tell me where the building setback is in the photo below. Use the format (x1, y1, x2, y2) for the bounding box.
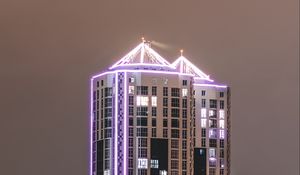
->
(90, 40, 231, 175)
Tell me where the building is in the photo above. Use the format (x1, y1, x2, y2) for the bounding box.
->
(90, 40, 231, 175)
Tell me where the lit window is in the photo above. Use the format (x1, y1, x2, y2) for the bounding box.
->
(209, 110, 216, 117)
(209, 148, 216, 158)
(219, 110, 225, 119)
(104, 170, 110, 175)
(209, 129, 217, 138)
(219, 120, 225, 129)
(182, 89, 188, 97)
(137, 96, 149, 106)
(129, 86, 134, 94)
(138, 158, 148, 169)
(129, 77, 135, 83)
(151, 96, 157, 106)
(160, 170, 167, 175)
(201, 108, 207, 118)
(201, 119, 207, 128)
(220, 130, 225, 139)
(151, 159, 159, 169)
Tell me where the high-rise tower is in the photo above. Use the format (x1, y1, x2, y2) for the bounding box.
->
(90, 40, 230, 175)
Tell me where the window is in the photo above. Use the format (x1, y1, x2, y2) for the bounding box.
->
(129, 138, 134, 147)
(163, 108, 168, 117)
(182, 88, 188, 97)
(163, 98, 168, 107)
(104, 98, 112, 107)
(201, 108, 207, 118)
(171, 108, 180, 117)
(209, 139, 217, 147)
(171, 88, 180, 97)
(171, 119, 179, 128)
(129, 86, 134, 94)
(209, 110, 217, 118)
(182, 140, 187, 149)
(219, 110, 225, 119)
(163, 129, 168, 138)
(209, 129, 217, 138)
(151, 159, 159, 169)
(163, 87, 168, 96)
(151, 96, 157, 106)
(201, 119, 207, 128)
(182, 120, 187, 128)
(152, 86, 157, 96)
(163, 119, 168, 127)
(129, 96, 134, 105)
(209, 119, 217, 128)
(220, 92, 224, 97)
(209, 148, 216, 158)
(209, 99, 217, 108)
(219, 120, 225, 129)
(220, 149, 224, 158)
(220, 100, 224, 109)
(137, 96, 149, 106)
(136, 128, 148, 137)
(209, 158, 217, 167)
(129, 107, 134, 116)
(137, 117, 148, 126)
(220, 130, 225, 139)
(104, 87, 113, 97)
(171, 140, 179, 148)
(101, 80, 104, 86)
(137, 86, 148, 95)
(220, 169, 224, 175)
(201, 128, 206, 137)
(182, 109, 187, 118)
(171, 129, 180, 138)
(171, 150, 179, 159)
(129, 77, 135, 83)
(182, 99, 187, 108)
(182, 150, 187, 159)
(182, 80, 187, 86)
(201, 90, 206, 96)
(171, 98, 180, 107)
(152, 107, 157, 116)
(152, 128, 156, 137)
(171, 160, 179, 169)
(152, 118, 156, 127)
(136, 107, 148, 116)
(201, 99, 206, 108)
(201, 138, 206, 147)
(182, 130, 187, 139)
(220, 139, 225, 148)
(220, 159, 225, 168)
(129, 128, 134, 136)
(138, 138, 147, 147)
(138, 158, 148, 169)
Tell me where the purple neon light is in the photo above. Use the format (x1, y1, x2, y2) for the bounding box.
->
(193, 83, 227, 88)
(89, 78, 93, 175)
(114, 72, 118, 174)
(123, 72, 127, 175)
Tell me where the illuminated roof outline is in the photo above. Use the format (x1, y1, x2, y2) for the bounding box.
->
(172, 54, 214, 82)
(109, 41, 175, 70)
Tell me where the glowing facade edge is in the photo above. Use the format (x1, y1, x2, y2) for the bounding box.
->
(114, 72, 118, 175)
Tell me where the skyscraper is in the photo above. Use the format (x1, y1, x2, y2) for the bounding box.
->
(90, 40, 231, 175)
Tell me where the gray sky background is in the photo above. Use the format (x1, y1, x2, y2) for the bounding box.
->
(0, 0, 299, 175)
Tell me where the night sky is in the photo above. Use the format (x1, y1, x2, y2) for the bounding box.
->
(0, 0, 298, 175)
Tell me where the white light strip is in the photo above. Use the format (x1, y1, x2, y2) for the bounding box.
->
(123, 72, 127, 175)
(194, 83, 227, 88)
(89, 78, 93, 175)
(114, 72, 118, 175)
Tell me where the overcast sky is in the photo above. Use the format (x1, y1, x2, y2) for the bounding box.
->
(0, 0, 299, 175)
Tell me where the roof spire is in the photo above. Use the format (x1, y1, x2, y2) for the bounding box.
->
(180, 49, 184, 56)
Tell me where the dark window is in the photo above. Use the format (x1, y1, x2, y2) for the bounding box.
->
(163, 129, 168, 138)
(201, 90, 206, 96)
(182, 120, 187, 128)
(104, 88, 113, 97)
(209, 119, 217, 128)
(163, 87, 168, 96)
(209, 139, 217, 147)
(209, 99, 217, 108)
(201, 99, 206, 108)
(182, 109, 187, 118)
(171, 88, 180, 97)
(182, 80, 188, 86)
(182, 130, 187, 139)
(171, 119, 179, 128)
(220, 139, 224, 148)
(163, 119, 168, 127)
(104, 119, 111, 127)
(152, 128, 156, 137)
(101, 80, 104, 86)
(182, 99, 187, 108)
(171, 108, 180, 117)
(129, 107, 134, 116)
(137, 86, 148, 95)
(171, 129, 180, 138)
(163, 108, 168, 117)
(137, 117, 148, 126)
(220, 149, 224, 158)
(152, 107, 157, 116)
(104, 98, 112, 107)
(129, 128, 134, 136)
(152, 86, 157, 96)
(136, 107, 148, 116)
(129, 96, 134, 105)
(201, 138, 206, 147)
(201, 128, 206, 137)
(220, 92, 224, 97)
(152, 118, 156, 127)
(129, 118, 133, 126)
(136, 128, 148, 137)
(97, 81, 99, 87)
(220, 100, 224, 109)
(163, 98, 168, 107)
(171, 98, 180, 107)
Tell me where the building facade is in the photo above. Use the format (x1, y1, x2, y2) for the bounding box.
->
(90, 41, 231, 175)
